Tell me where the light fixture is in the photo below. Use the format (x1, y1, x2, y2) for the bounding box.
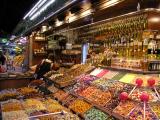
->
(30, 12, 40, 21)
(68, 15, 78, 23)
(28, 8, 38, 17)
(80, 9, 92, 17)
(30, 0, 55, 20)
(55, 19, 63, 27)
(23, 0, 53, 20)
(149, 17, 160, 23)
(23, 0, 77, 32)
(41, 25, 47, 32)
(100, 0, 121, 9)
(38, 0, 48, 8)
(23, 0, 44, 19)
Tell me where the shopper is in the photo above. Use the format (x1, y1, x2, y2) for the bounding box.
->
(0, 51, 6, 65)
(0, 51, 7, 73)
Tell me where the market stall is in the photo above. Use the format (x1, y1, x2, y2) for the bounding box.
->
(1, 63, 160, 119)
(46, 64, 160, 119)
(1, 0, 160, 119)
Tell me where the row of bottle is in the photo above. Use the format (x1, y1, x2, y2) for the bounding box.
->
(148, 62, 160, 71)
(78, 14, 147, 38)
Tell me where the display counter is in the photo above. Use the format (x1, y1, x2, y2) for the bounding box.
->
(43, 65, 160, 120)
(0, 73, 34, 90)
(0, 86, 80, 120)
(1, 63, 160, 119)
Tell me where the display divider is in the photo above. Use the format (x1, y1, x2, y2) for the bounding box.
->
(99, 66, 160, 75)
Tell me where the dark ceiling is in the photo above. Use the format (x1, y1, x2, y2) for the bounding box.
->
(0, 0, 38, 36)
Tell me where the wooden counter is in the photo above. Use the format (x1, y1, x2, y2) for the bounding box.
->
(0, 76, 34, 90)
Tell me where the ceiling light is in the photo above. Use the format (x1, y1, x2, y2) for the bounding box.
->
(23, 0, 48, 20)
(100, 0, 120, 9)
(30, 12, 40, 20)
(30, 0, 55, 20)
(149, 17, 160, 23)
(38, 0, 47, 8)
(29, 8, 38, 17)
(23, 0, 43, 19)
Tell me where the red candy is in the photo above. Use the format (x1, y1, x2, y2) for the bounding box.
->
(147, 78, 155, 87)
(136, 78, 143, 87)
(119, 92, 128, 101)
(140, 92, 149, 102)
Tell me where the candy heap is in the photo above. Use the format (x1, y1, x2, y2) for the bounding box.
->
(23, 98, 46, 115)
(53, 90, 69, 101)
(128, 104, 157, 120)
(1, 99, 23, 112)
(17, 87, 38, 95)
(78, 86, 112, 106)
(84, 107, 109, 120)
(0, 89, 19, 101)
(55, 64, 94, 87)
(113, 100, 136, 116)
(69, 99, 92, 115)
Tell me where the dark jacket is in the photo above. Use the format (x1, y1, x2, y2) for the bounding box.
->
(0, 55, 6, 65)
(35, 59, 53, 79)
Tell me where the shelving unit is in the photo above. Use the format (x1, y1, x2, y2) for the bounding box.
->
(29, 32, 48, 66)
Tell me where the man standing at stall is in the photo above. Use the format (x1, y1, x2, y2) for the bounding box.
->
(34, 54, 60, 79)
(0, 51, 6, 65)
(0, 51, 6, 73)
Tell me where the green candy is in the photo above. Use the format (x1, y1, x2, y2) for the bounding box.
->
(84, 108, 109, 120)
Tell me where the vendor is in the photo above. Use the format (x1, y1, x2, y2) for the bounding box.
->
(35, 54, 60, 79)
